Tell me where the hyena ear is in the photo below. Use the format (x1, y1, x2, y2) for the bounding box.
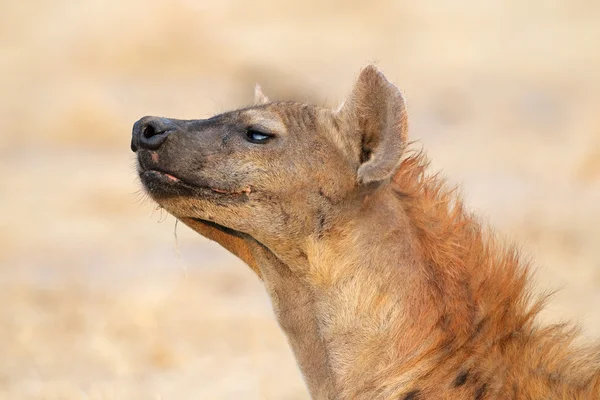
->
(338, 65, 408, 184)
(254, 84, 270, 105)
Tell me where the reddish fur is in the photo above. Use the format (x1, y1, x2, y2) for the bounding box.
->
(384, 149, 600, 398)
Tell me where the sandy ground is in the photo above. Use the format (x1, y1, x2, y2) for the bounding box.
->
(1, 0, 600, 398)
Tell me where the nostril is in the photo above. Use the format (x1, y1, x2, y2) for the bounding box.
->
(142, 124, 159, 139)
(142, 118, 175, 139)
(133, 116, 177, 151)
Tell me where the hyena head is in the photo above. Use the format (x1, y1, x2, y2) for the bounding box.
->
(131, 65, 408, 262)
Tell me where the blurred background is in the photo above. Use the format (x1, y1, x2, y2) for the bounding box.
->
(1, 0, 599, 398)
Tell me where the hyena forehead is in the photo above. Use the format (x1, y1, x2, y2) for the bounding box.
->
(242, 102, 337, 134)
(240, 108, 287, 133)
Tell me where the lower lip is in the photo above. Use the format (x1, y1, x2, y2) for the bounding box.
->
(143, 170, 181, 182)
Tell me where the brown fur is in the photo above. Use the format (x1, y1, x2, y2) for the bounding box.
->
(382, 151, 600, 398)
(132, 65, 600, 399)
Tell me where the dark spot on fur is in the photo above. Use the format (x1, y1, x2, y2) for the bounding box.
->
(437, 313, 451, 330)
(277, 203, 291, 225)
(474, 383, 487, 400)
(318, 188, 334, 204)
(472, 316, 489, 339)
(453, 370, 468, 387)
(402, 389, 420, 400)
(221, 131, 233, 146)
(512, 383, 519, 398)
(316, 211, 326, 239)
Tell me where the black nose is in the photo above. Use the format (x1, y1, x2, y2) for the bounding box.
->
(131, 116, 177, 152)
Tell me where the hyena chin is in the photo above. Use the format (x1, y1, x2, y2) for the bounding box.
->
(132, 65, 600, 399)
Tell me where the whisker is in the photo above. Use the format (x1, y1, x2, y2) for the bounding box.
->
(173, 219, 187, 277)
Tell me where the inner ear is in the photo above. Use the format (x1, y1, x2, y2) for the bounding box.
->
(254, 84, 270, 105)
(338, 65, 408, 185)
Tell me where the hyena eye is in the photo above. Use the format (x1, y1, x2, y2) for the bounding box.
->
(245, 128, 273, 144)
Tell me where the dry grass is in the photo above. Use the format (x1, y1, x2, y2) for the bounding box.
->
(1, 0, 600, 398)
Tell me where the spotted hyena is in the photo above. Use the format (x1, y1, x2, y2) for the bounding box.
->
(131, 66, 600, 399)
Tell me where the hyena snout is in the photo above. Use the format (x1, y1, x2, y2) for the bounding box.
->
(131, 116, 177, 152)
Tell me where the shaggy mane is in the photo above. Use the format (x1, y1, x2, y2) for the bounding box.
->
(392, 149, 540, 342)
(390, 149, 600, 394)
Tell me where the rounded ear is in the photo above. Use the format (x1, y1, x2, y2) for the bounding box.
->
(338, 65, 408, 184)
(254, 84, 270, 105)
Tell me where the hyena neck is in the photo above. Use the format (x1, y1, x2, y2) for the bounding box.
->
(246, 241, 337, 399)
(295, 182, 600, 399)
(300, 186, 450, 397)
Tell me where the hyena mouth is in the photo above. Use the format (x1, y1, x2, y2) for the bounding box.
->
(209, 186, 252, 195)
(140, 169, 252, 199)
(140, 169, 186, 187)
(145, 169, 180, 182)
